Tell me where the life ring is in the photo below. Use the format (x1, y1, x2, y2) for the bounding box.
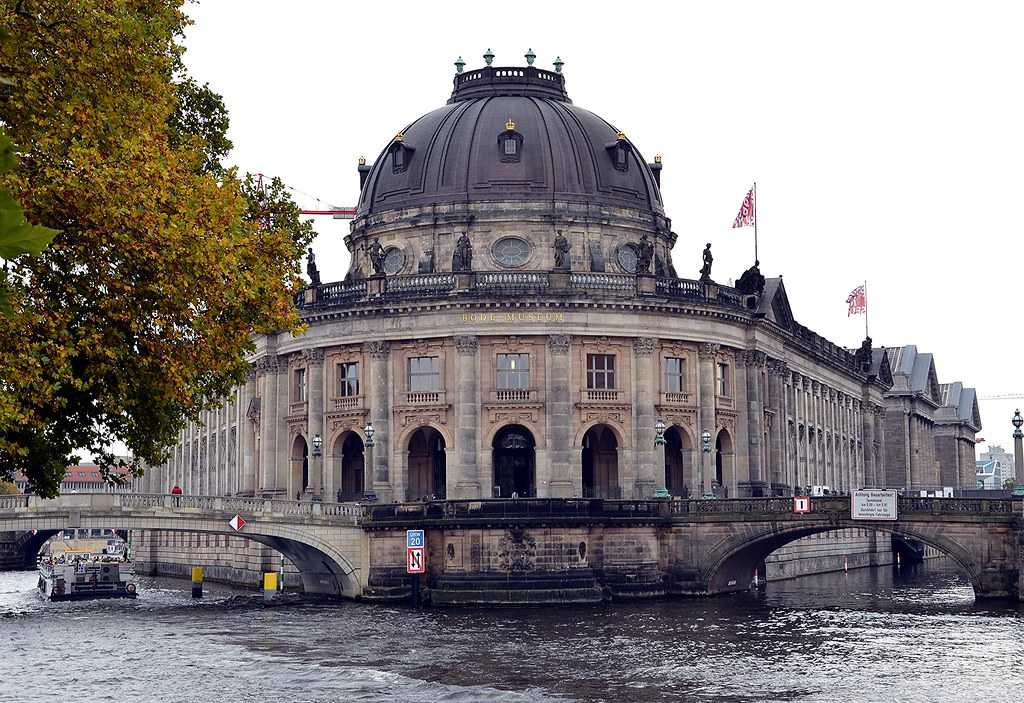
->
(126, 583, 137, 594)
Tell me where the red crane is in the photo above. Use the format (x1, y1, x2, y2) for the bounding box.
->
(255, 172, 357, 219)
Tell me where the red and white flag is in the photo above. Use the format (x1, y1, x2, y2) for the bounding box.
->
(732, 187, 755, 228)
(846, 285, 866, 316)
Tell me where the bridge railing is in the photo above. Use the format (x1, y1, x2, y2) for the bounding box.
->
(363, 498, 672, 525)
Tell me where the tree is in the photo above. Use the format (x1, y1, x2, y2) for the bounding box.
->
(1002, 478, 1015, 490)
(0, 1, 314, 496)
(0, 480, 19, 494)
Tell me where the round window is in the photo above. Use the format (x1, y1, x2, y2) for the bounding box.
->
(616, 243, 639, 274)
(492, 237, 531, 268)
(383, 247, 405, 275)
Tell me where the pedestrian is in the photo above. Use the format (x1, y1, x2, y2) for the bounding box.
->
(171, 484, 182, 507)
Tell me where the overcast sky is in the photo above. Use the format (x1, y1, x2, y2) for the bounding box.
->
(180, 0, 1023, 456)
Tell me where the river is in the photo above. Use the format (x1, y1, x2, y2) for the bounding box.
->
(1, 560, 1020, 703)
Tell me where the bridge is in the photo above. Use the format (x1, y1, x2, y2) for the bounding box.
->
(3, 494, 1021, 602)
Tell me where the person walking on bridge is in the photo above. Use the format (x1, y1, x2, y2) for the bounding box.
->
(171, 484, 182, 507)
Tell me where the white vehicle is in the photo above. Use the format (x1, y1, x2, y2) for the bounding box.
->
(38, 558, 137, 601)
(810, 485, 833, 497)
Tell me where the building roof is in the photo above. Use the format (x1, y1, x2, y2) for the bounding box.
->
(937, 382, 982, 430)
(879, 344, 942, 405)
(14, 463, 132, 485)
(356, 64, 665, 218)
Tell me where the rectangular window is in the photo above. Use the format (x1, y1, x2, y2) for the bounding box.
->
(293, 368, 306, 402)
(408, 356, 440, 392)
(336, 362, 360, 397)
(717, 362, 729, 396)
(504, 138, 517, 156)
(663, 357, 686, 393)
(496, 353, 530, 390)
(586, 354, 616, 390)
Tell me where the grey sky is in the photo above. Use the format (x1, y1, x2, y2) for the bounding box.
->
(181, 0, 1023, 455)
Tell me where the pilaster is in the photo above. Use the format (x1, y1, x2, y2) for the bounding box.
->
(697, 343, 719, 495)
(546, 335, 573, 497)
(453, 335, 481, 498)
(306, 348, 325, 499)
(632, 337, 658, 498)
(365, 340, 392, 501)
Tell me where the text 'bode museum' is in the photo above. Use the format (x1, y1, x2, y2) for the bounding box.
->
(152, 54, 896, 505)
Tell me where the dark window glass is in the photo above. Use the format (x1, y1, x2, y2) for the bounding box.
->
(336, 362, 360, 397)
(664, 357, 686, 393)
(408, 356, 440, 392)
(717, 362, 729, 396)
(293, 368, 306, 402)
(496, 353, 530, 390)
(586, 354, 616, 390)
(504, 138, 517, 156)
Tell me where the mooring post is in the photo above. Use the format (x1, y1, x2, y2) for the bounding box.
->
(191, 566, 204, 599)
(263, 572, 278, 602)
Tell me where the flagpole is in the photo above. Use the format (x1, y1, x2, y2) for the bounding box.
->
(863, 279, 869, 339)
(753, 181, 758, 262)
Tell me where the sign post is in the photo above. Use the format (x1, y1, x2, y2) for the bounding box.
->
(851, 489, 898, 520)
(406, 529, 425, 606)
(792, 496, 811, 514)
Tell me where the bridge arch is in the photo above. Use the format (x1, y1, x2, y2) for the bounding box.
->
(2, 496, 363, 598)
(704, 522, 984, 598)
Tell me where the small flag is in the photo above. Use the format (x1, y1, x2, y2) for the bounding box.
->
(732, 187, 755, 228)
(847, 285, 866, 317)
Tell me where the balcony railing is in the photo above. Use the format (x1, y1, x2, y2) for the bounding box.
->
(582, 389, 622, 403)
(477, 271, 549, 292)
(570, 272, 636, 295)
(490, 388, 538, 403)
(660, 391, 693, 405)
(405, 390, 446, 405)
(385, 273, 456, 299)
(332, 395, 363, 411)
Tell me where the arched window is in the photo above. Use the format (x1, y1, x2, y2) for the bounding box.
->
(497, 118, 523, 164)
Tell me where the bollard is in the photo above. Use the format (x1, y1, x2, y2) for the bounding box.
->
(263, 572, 278, 602)
(191, 566, 204, 599)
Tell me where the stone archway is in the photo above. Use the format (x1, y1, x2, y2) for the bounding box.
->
(407, 426, 446, 501)
(331, 432, 365, 502)
(290, 435, 309, 500)
(714, 429, 734, 498)
(664, 426, 692, 497)
(582, 424, 620, 499)
(492, 424, 536, 498)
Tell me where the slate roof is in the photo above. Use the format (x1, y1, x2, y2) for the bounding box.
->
(938, 382, 982, 430)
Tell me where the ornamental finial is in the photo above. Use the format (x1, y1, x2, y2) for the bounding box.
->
(553, 56, 564, 73)
(394, 132, 404, 143)
(524, 48, 536, 66)
(358, 155, 366, 166)
(654, 153, 662, 164)
(506, 117, 516, 131)
(454, 56, 465, 74)
(616, 131, 626, 141)
(483, 48, 495, 66)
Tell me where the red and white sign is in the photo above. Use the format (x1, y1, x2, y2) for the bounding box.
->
(229, 514, 247, 531)
(406, 546, 425, 574)
(792, 496, 812, 514)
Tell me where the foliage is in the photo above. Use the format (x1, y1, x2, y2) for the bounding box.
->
(1002, 478, 1015, 490)
(0, 480, 19, 494)
(167, 75, 233, 176)
(0, 1, 314, 496)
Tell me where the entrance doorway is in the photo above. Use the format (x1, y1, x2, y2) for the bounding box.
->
(664, 426, 691, 497)
(332, 432, 365, 501)
(407, 427, 446, 501)
(291, 435, 309, 499)
(492, 425, 536, 498)
(582, 424, 620, 498)
(715, 429, 733, 498)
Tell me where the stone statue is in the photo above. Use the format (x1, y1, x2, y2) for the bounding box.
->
(552, 230, 571, 271)
(736, 259, 765, 297)
(305, 247, 320, 287)
(452, 232, 473, 272)
(854, 336, 873, 372)
(636, 233, 654, 275)
(367, 238, 386, 277)
(699, 242, 714, 283)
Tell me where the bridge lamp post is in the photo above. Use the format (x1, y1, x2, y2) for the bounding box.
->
(701, 430, 712, 497)
(654, 418, 666, 447)
(363, 423, 375, 500)
(1013, 410, 1023, 487)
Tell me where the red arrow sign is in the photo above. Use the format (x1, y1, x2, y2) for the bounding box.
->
(229, 514, 247, 531)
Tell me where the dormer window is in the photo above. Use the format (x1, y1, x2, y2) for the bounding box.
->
(606, 131, 631, 172)
(498, 118, 523, 163)
(388, 132, 415, 174)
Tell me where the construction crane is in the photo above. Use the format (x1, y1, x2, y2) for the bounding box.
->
(254, 172, 357, 220)
(978, 394, 1024, 401)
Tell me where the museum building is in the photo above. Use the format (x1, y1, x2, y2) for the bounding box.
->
(139, 56, 900, 505)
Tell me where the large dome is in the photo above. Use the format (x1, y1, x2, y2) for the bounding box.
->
(356, 65, 665, 217)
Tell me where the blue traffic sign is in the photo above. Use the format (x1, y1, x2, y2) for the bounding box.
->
(406, 529, 424, 548)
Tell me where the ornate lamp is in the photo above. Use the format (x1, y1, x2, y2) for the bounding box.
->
(524, 48, 536, 66)
(654, 418, 666, 447)
(701, 430, 712, 453)
(1013, 409, 1023, 437)
(312, 433, 322, 457)
(553, 56, 564, 73)
(454, 56, 465, 74)
(364, 422, 375, 448)
(483, 48, 494, 66)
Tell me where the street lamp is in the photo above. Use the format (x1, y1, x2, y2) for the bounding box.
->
(1013, 410, 1023, 488)
(364, 422, 375, 448)
(654, 418, 666, 447)
(311, 433, 322, 457)
(1013, 409, 1023, 436)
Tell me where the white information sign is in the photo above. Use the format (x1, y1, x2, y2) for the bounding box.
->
(851, 489, 898, 520)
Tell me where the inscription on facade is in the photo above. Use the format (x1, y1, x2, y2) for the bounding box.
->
(460, 311, 566, 323)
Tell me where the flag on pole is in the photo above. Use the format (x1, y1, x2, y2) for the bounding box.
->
(846, 285, 866, 317)
(732, 187, 755, 228)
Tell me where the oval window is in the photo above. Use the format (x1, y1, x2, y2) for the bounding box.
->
(616, 243, 639, 274)
(492, 237, 531, 268)
(383, 247, 405, 275)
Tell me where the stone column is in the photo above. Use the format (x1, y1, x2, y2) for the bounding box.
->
(306, 348, 325, 499)
(767, 360, 786, 493)
(239, 367, 256, 496)
(732, 356, 749, 498)
(257, 355, 279, 495)
(365, 341, 392, 500)
(632, 337, 658, 498)
(743, 351, 766, 495)
(546, 335, 573, 497)
(453, 335, 481, 499)
(697, 343, 719, 495)
(275, 360, 291, 495)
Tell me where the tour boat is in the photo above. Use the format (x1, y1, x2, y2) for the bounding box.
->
(37, 558, 137, 601)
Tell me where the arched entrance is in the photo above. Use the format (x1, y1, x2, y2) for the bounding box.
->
(664, 426, 692, 497)
(407, 427, 446, 501)
(714, 429, 733, 498)
(291, 435, 309, 499)
(492, 425, 536, 498)
(582, 424, 619, 499)
(332, 432, 365, 501)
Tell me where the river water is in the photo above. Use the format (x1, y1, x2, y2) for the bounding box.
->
(1, 560, 1020, 703)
